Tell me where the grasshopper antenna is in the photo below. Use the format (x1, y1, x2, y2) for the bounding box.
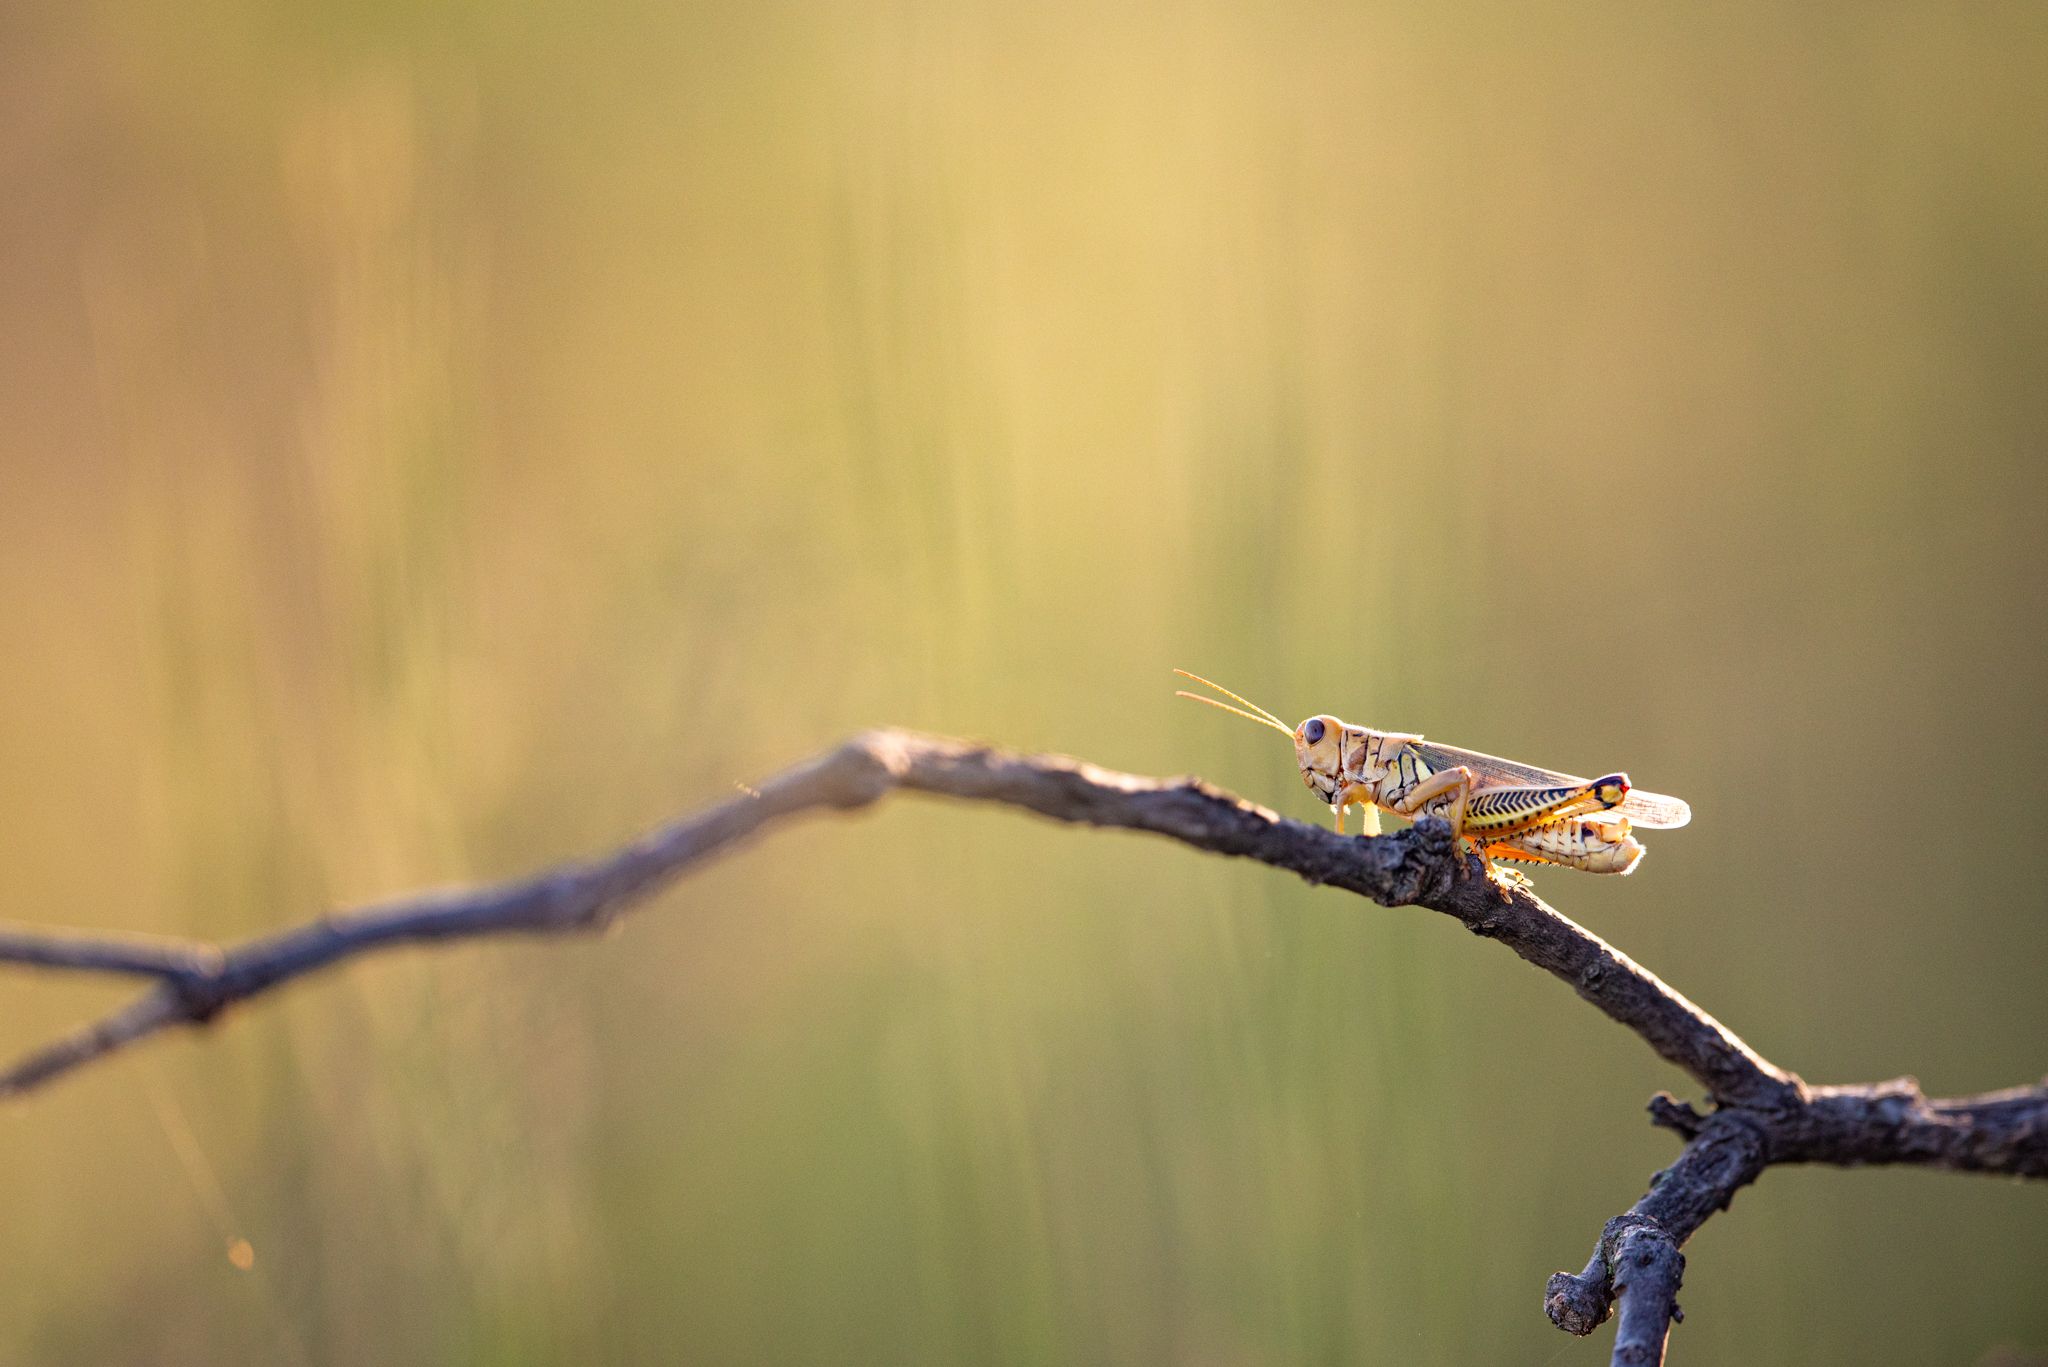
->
(1173, 669, 1295, 738)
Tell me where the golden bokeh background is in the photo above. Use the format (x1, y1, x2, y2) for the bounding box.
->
(3, 1, 2045, 1362)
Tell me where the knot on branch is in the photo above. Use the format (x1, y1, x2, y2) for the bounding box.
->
(1608, 1213, 1684, 1285)
(167, 967, 232, 1024)
(825, 731, 914, 807)
(1544, 1262, 1616, 1336)
(1285, 815, 1461, 907)
(1649, 1092, 1707, 1139)
(1373, 815, 1460, 906)
(1866, 1074, 1928, 1120)
(1545, 1213, 1686, 1340)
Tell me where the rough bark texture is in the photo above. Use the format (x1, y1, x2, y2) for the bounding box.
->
(2, 729, 2042, 1363)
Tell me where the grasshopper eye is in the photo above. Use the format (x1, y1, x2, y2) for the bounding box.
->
(1302, 718, 1326, 745)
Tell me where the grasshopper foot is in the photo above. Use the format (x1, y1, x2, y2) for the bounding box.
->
(1463, 838, 1529, 889)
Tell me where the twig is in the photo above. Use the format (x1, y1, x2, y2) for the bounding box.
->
(2, 729, 2042, 1363)
(0, 925, 224, 979)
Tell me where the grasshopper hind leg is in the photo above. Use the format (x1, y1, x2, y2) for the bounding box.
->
(1464, 843, 1533, 889)
(1381, 764, 1489, 873)
(1494, 814, 1644, 876)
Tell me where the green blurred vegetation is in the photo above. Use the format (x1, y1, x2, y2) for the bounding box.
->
(3, 0, 2046, 1362)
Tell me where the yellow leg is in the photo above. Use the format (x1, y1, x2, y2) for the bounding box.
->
(1333, 784, 1383, 838)
(1392, 766, 1552, 879)
(1460, 775, 1631, 843)
(1491, 811, 1643, 876)
(1389, 765, 1475, 835)
(1390, 765, 1503, 876)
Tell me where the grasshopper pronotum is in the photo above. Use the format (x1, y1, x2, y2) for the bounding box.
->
(1174, 670, 1690, 876)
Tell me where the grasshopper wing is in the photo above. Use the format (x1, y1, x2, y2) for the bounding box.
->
(1612, 788, 1691, 829)
(1413, 740, 1692, 830)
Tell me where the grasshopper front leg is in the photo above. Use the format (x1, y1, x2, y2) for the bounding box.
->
(1330, 792, 1382, 838)
(1329, 779, 1390, 837)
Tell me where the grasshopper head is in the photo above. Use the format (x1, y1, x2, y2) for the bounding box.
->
(1294, 714, 1346, 802)
(1172, 672, 1350, 806)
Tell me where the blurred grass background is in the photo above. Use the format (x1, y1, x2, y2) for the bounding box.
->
(4, 0, 2047, 1362)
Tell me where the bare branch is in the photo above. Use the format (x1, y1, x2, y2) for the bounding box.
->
(1546, 1110, 1770, 1347)
(1778, 1076, 2048, 1175)
(2, 728, 2041, 1365)
(0, 925, 223, 979)
(4, 729, 1777, 1104)
(1544, 1073, 2048, 1357)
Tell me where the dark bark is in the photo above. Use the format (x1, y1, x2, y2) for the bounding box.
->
(1, 729, 2041, 1364)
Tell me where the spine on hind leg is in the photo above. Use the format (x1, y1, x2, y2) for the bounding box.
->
(1495, 812, 1644, 875)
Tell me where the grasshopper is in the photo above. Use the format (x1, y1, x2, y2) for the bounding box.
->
(1174, 670, 1690, 876)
